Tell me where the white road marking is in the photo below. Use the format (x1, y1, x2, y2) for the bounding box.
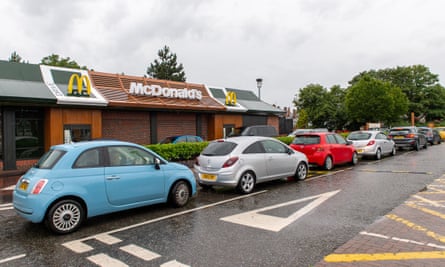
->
(95, 233, 122, 245)
(360, 231, 445, 249)
(0, 254, 26, 264)
(120, 244, 160, 261)
(0, 203, 13, 211)
(87, 253, 128, 267)
(1, 185, 15, 191)
(220, 190, 340, 232)
(63, 190, 267, 253)
(161, 260, 190, 267)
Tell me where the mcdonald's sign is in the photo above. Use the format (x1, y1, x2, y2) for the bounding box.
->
(225, 91, 237, 106)
(67, 74, 91, 97)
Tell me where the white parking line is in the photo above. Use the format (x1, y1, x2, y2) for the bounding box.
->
(1, 185, 15, 191)
(120, 244, 160, 261)
(0, 254, 26, 264)
(161, 260, 190, 267)
(0, 203, 13, 211)
(87, 253, 128, 267)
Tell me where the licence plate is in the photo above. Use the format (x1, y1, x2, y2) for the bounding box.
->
(357, 149, 364, 153)
(394, 136, 404, 139)
(19, 181, 29, 191)
(200, 173, 217, 181)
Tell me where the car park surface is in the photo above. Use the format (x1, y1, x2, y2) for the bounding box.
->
(347, 130, 396, 159)
(290, 132, 358, 170)
(13, 140, 196, 234)
(388, 126, 428, 151)
(194, 136, 308, 194)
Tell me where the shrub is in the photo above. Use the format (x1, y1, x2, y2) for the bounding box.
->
(145, 142, 209, 161)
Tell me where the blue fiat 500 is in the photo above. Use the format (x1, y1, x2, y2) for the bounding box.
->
(13, 140, 196, 234)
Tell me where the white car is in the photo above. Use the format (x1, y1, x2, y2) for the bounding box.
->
(194, 136, 308, 194)
(347, 130, 396, 160)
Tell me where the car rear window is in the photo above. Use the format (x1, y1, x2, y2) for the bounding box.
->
(292, 135, 320, 145)
(202, 141, 237, 156)
(35, 149, 66, 169)
(348, 132, 371, 140)
(418, 129, 430, 134)
(390, 129, 411, 135)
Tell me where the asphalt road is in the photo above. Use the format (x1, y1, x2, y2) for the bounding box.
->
(1, 144, 444, 266)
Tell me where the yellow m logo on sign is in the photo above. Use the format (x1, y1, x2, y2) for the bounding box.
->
(225, 91, 237, 106)
(68, 74, 91, 96)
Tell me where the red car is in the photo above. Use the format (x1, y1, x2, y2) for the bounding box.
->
(290, 132, 358, 170)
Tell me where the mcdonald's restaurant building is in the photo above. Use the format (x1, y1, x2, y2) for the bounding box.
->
(0, 60, 286, 186)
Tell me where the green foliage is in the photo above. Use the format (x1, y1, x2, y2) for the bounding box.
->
(276, 136, 294, 145)
(147, 45, 186, 82)
(145, 142, 209, 161)
(40, 54, 87, 69)
(9, 51, 22, 63)
(345, 75, 408, 126)
(296, 109, 309, 129)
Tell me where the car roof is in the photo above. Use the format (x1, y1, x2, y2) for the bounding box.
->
(51, 140, 140, 151)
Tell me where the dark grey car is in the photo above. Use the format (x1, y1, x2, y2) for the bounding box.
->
(388, 126, 428, 151)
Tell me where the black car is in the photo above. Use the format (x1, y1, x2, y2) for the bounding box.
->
(418, 127, 441, 145)
(388, 126, 428, 151)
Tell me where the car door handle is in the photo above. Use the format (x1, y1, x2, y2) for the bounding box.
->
(106, 175, 120, 180)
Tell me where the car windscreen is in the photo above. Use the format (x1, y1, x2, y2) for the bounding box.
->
(201, 141, 237, 156)
(292, 135, 320, 145)
(348, 132, 371, 140)
(34, 149, 66, 169)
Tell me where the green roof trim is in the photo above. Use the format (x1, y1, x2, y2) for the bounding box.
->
(51, 69, 83, 84)
(0, 60, 43, 82)
(226, 88, 259, 101)
(209, 87, 226, 98)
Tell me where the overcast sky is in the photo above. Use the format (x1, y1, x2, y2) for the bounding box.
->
(2, 0, 445, 108)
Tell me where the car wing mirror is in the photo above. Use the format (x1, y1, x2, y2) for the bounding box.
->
(155, 158, 161, 170)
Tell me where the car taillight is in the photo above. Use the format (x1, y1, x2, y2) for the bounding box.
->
(222, 157, 239, 168)
(31, 179, 48, 194)
(407, 134, 415, 138)
(315, 146, 324, 152)
(367, 140, 375, 146)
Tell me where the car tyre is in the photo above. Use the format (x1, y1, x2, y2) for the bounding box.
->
(351, 152, 358, 165)
(423, 141, 428, 149)
(237, 171, 255, 194)
(391, 146, 396, 156)
(45, 199, 85, 234)
(170, 181, 190, 207)
(324, 156, 333, 171)
(295, 162, 308, 181)
(414, 141, 420, 151)
(375, 148, 382, 160)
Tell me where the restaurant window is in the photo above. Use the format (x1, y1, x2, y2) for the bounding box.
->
(64, 125, 91, 142)
(15, 109, 44, 159)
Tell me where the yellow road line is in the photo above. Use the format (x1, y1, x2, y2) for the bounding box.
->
(407, 202, 445, 218)
(324, 251, 445, 262)
(386, 214, 445, 243)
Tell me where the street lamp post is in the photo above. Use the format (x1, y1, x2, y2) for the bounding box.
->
(256, 78, 263, 100)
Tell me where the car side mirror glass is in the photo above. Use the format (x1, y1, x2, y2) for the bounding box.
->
(155, 158, 161, 170)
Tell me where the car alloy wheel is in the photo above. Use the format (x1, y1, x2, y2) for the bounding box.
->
(46, 199, 84, 234)
(237, 171, 255, 194)
(296, 162, 308, 180)
(170, 181, 190, 207)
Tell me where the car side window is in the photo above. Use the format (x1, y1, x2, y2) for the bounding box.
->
(261, 140, 287, 153)
(334, 134, 347, 145)
(108, 146, 155, 167)
(74, 148, 101, 168)
(326, 134, 337, 144)
(243, 141, 265, 154)
(176, 136, 187, 143)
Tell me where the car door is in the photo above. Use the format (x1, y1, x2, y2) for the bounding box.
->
(377, 132, 392, 154)
(261, 140, 296, 179)
(104, 146, 165, 206)
(332, 134, 352, 164)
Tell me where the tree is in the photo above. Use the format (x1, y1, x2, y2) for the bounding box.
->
(147, 45, 186, 82)
(349, 65, 445, 121)
(40, 54, 87, 69)
(293, 84, 328, 128)
(324, 85, 348, 130)
(345, 75, 408, 127)
(8, 51, 22, 63)
(296, 109, 309, 129)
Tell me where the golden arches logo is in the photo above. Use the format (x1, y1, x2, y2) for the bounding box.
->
(225, 91, 237, 106)
(68, 74, 91, 96)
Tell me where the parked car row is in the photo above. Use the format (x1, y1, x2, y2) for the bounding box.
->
(12, 126, 442, 234)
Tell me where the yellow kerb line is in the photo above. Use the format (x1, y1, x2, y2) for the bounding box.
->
(324, 251, 445, 262)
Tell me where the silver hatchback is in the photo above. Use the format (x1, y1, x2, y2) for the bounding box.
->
(347, 130, 396, 160)
(194, 136, 309, 194)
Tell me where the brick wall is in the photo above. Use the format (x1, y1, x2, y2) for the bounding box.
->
(102, 110, 151, 144)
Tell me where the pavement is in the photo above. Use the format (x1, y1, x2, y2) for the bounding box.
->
(316, 174, 445, 266)
(2, 175, 445, 266)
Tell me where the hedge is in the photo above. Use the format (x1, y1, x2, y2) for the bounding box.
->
(144, 136, 295, 161)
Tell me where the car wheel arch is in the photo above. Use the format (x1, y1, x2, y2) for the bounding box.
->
(46, 195, 88, 220)
(168, 179, 193, 207)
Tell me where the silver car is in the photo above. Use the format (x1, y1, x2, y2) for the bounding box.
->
(194, 136, 309, 194)
(347, 130, 396, 160)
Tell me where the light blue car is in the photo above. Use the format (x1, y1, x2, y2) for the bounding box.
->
(13, 140, 196, 234)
